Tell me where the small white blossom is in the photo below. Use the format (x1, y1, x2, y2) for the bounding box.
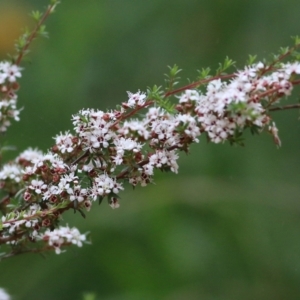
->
(90, 173, 123, 199)
(126, 90, 146, 108)
(3, 63, 22, 82)
(0, 164, 22, 183)
(178, 89, 200, 103)
(67, 185, 88, 203)
(16, 148, 44, 163)
(0, 288, 10, 300)
(41, 225, 86, 254)
(54, 131, 76, 153)
(29, 179, 47, 194)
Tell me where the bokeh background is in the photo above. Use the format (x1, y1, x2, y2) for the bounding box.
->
(0, 0, 300, 299)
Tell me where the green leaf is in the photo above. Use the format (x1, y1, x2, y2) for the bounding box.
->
(246, 54, 257, 65)
(216, 56, 236, 74)
(77, 209, 86, 219)
(164, 64, 182, 92)
(292, 35, 300, 45)
(227, 127, 245, 146)
(278, 47, 289, 56)
(30, 10, 42, 22)
(38, 25, 49, 38)
(147, 85, 175, 113)
(168, 64, 182, 77)
(197, 67, 211, 80)
(250, 125, 260, 135)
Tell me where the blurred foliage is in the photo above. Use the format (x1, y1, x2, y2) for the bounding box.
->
(0, 0, 300, 299)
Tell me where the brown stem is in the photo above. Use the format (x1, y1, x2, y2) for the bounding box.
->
(164, 74, 234, 98)
(291, 79, 300, 85)
(0, 243, 72, 260)
(268, 103, 300, 112)
(71, 150, 90, 166)
(0, 231, 25, 244)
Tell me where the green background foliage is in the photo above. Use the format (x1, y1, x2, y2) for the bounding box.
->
(0, 0, 300, 299)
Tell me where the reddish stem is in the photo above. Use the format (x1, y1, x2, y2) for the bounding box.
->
(269, 103, 300, 112)
(164, 74, 234, 98)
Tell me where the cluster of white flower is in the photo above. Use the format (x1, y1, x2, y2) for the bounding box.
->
(16, 147, 44, 163)
(0, 62, 22, 132)
(0, 164, 23, 184)
(1, 52, 300, 257)
(40, 225, 86, 254)
(91, 173, 124, 198)
(72, 109, 116, 152)
(113, 137, 143, 165)
(54, 131, 77, 153)
(68, 103, 196, 189)
(125, 90, 147, 108)
(177, 61, 300, 144)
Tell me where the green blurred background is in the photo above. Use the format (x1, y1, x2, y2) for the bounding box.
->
(0, 0, 300, 299)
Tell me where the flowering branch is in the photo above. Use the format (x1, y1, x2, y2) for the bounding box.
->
(0, 2, 300, 260)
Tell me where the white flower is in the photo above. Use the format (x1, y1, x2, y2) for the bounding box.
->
(91, 173, 123, 198)
(283, 62, 300, 75)
(67, 185, 87, 203)
(112, 137, 143, 165)
(114, 137, 142, 152)
(0, 164, 22, 183)
(126, 90, 146, 108)
(54, 131, 76, 153)
(0, 288, 10, 300)
(178, 89, 200, 103)
(5, 64, 22, 82)
(206, 79, 224, 96)
(29, 179, 47, 194)
(41, 225, 87, 254)
(119, 119, 150, 139)
(176, 114, 200, 141)
(16, 148, 44, 163)
(149, 149, 179, 173)
(142, 163, 154, 176)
